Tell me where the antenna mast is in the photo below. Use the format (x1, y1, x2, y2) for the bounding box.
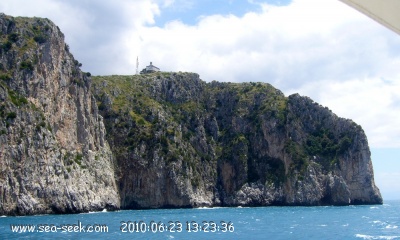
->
(136, 56, 139, 75)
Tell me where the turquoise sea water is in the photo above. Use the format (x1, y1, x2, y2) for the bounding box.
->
(1, 200, 399, 239)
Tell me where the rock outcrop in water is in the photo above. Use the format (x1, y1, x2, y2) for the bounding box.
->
(0, 14, 382, 215)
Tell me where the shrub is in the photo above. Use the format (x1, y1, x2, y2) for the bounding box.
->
(74, 153, 83, 166)
(137, 118, 145, 125)
(35, 121, 46, 131)
(8, 33, 19, 42)
(6, 112, 17, 120)
(338, 136, 352, 154)
(20, 61, 34, 71)
(9, 90, 28, 106)
(0, 74, 12, 81)
(72, 78, 84, 87)
(20, 97, 28, 105)
(0, 105, 4, 118)
(34, 35, 46, 44)
(73, 60, 82, 67)
(305, 129, 352, 157)
(1, 41, 12, 52)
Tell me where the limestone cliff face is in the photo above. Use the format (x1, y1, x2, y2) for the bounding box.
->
(92, 73, 382, 208)
(0, 14, 119, 215)
(0, 14, 381, 216)
(282, 94, 382, 205)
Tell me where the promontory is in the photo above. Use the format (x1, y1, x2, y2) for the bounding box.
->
(0, 14, 382, 215)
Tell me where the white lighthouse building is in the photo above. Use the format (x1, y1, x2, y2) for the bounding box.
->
(140, 62, 160, 74)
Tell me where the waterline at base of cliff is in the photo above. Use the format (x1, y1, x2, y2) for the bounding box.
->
(1, 200, 398, 239)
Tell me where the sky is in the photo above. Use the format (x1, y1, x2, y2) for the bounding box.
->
(0, 0, 399, 200)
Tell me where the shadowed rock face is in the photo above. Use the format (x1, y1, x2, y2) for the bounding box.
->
(0, 14, 381, 215)
(0, 14, 119, 215)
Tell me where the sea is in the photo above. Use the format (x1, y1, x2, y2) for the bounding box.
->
(1, 200, 399, 240)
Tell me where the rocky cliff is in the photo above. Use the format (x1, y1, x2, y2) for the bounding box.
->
(0, 14, 381, 215)
(92, 73, 382, 208)
(0, 14, 119, 215)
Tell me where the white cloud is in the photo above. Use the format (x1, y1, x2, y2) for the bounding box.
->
(0, 0, 160, 74)
(131, 0, 400, 85)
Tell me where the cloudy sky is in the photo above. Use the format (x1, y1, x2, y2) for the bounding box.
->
(1, 0, 399, 200)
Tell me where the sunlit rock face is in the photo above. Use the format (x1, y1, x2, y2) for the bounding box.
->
(0, 14, 119, 215)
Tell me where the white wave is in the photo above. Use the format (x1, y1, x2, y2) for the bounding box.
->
(197, 207, 214, 210)
(373, 220, 385, 225)
(81, 209, 110, 214)
(386, 225, 398, 229)
(356, 234, 373, 239)
(196, 206, 225, 210)
(355, 234, 400, 239)
(0, 215, 7, 218)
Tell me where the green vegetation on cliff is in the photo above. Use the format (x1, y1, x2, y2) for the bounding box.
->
(91, 72, 373, 207)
